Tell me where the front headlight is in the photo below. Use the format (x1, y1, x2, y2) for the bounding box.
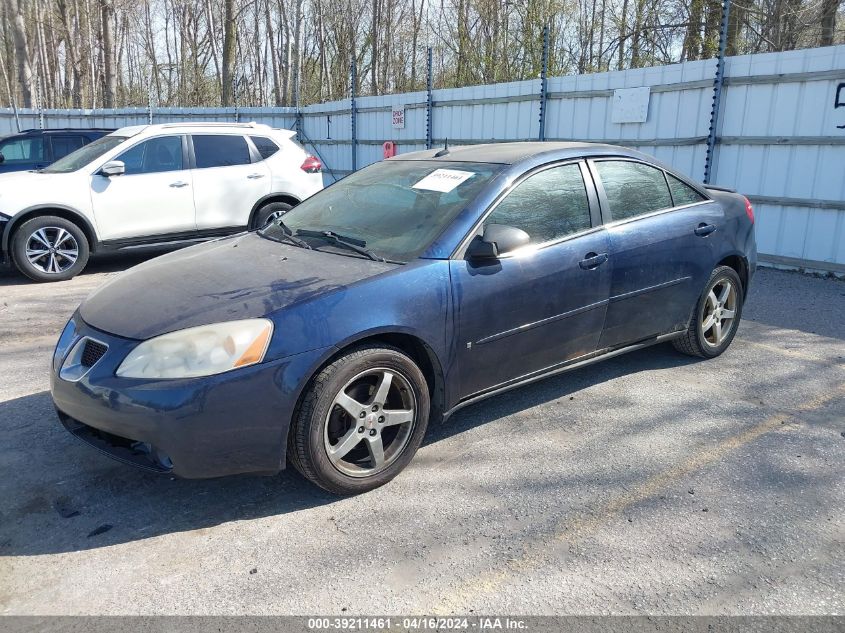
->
(116, 319, 273, 379)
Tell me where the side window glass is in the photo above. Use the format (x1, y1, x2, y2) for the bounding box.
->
(51, 136, 85, 160)
(667, 173, 706, 206)
(193, 135, 251, 168)
(115, 136, 183, 175)
(250, 136, 280, 160)
(0, 137, 45, 163)
(485, 163, 592, 245)
(596, 160, 672, 221)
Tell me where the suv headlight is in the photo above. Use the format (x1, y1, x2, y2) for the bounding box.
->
(116, 319, 273, 379)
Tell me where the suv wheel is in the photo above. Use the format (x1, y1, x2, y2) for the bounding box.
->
(252, 201, 292, 229)
(288, 345, 430, 495)
(672, 265, 743, 358)
(12, 216, 90, 282)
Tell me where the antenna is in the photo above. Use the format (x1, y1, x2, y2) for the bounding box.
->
(434, 138, 449, 158)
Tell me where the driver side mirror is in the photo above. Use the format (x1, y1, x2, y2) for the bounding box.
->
(466, 224, 530, 261)
(0, 152, 5, 164)
(99, 160, 125, 177)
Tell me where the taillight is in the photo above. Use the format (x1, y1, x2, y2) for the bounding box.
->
(300, 155, 322, 173)
(743, 196, 754, 224)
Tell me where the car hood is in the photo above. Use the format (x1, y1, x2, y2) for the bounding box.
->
(79, 232, 398, 340)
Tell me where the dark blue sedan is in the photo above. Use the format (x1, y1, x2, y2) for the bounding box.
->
(51, 142, 756, 494)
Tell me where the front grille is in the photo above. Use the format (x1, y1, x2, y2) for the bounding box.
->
(80, 339, 108, 367)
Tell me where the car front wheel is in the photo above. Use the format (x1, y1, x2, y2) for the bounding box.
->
(288, 345, 430, 495)
(12, 216, 90, 282)
(673, 265, 743, 358)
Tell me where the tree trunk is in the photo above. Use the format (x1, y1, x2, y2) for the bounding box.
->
(222, 0, 236, 106)
(9, 0, 35, 108)
(820, 0, 838, 46)
(100, 0, 116, 107)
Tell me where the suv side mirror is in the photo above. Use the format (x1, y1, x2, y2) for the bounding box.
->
(0, 152, 5, 164)
(99, 160, 125, 177)
(466, 224, 530, 261)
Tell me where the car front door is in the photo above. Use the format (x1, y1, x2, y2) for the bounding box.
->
(450, 161, 612, 399)
(90, 134, 196, 241)
(49, 134, 86, 163)
(189, 134, 271, 230)
(589, 159, 723, 350)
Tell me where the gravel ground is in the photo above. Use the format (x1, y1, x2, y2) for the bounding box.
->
(0, 257, 843, 615)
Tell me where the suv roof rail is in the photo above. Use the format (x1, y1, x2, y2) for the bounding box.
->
(158, 121, 265, 129)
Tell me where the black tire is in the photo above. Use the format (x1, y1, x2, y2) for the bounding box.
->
(288, 345, 430, 495)
(12, 215, 90, 282)
(673, 265, 744, 358)
(251, 201, 293, 229)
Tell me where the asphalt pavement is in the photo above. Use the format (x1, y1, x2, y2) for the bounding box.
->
(0, 257, 843, 615)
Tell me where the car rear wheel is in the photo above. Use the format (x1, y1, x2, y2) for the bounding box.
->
(672, 265, 743, 358)
(252, 201, 292, 229)
(12, 215, 90, 282)
(288, 345, 430, 495)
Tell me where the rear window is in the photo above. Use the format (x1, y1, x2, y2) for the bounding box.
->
(51, 135, 85, 159)
(192, 135, 251, 168)
(250, 136, 280, 160)
(667, 173, 706, 206)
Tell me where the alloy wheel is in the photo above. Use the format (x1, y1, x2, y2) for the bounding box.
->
(25, 227, 79, 274)
(701, 278, 737, 348)
(323, 367, 417, 477)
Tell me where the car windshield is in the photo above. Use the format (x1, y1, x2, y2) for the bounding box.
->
(262, 160, 502, 262)
(42, 135, 127, 173)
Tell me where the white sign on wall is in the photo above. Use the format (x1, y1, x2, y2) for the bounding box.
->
(392, 105, 406, 129)
(611, 87, 650, 123)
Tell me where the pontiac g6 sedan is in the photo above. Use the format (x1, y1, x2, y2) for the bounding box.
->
(51, 142, 756, 495)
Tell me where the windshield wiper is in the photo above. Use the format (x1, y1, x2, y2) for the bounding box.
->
(264, 221, 311, 249)
(295, 229, 385, 262)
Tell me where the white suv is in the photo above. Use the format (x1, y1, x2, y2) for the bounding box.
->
(0, 122, 323, 281)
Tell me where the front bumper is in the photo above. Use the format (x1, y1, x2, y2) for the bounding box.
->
(50, 315, 331, 478)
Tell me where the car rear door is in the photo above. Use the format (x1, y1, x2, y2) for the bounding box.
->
(589, 158, 723, 350)
(450, 160, 612, 399)
(189, 134, 271, 230)
(90, 134, 196, 241)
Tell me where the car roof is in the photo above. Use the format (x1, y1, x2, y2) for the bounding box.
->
(2, 128, 113, 138)
(111, 122, 283, 138)
(390, 141, 648, 165)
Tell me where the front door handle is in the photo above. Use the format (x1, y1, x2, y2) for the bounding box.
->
(169, 181, 189, 188)
(694, 223, 716, 237)
(579, 252, 608, 270)
(247, 173, 265, 179)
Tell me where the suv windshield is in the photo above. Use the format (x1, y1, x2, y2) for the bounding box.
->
(262, 160, 502, 262)
(42, 135, 127, 173)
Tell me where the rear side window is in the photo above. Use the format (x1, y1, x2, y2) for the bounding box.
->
(250, 136, 280, 160)
(51, 135, 85, 160)
(667, 173, 706, 206)
(596, 160, 672, 221)
(193, 135, 251, 168)
(485, 163, 592, 245)
(0, 137, 45, 164)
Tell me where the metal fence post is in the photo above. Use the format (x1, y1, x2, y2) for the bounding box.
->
(704, 0, 732, 184)
(538, 25, 549, 141)
(36, 85, 45, 129)
(9, 98, 21, 132)
(426, 47, 433, 150)
(233, 78, 240, 122)
(350, 58, 357, 173)
(147, 85, 153, 124)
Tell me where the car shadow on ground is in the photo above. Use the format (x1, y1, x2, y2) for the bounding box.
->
(0, 252, 170, 286)
(0, 344, 702, 557)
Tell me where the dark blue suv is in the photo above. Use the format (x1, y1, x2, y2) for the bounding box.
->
(0, 128, 112, 173)
(50, 142, 756, 495)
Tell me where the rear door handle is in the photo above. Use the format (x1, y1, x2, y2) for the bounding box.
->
(169, 181, 189, 188)
(247, 173, 265, 179)
(694, 223, 716, 237)
(579, 252, 608, 270)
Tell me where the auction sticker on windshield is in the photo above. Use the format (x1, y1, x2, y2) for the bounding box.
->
(412, 168, 475, 192)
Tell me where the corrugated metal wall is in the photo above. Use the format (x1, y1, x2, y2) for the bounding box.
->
(2, 46, 843, 272)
